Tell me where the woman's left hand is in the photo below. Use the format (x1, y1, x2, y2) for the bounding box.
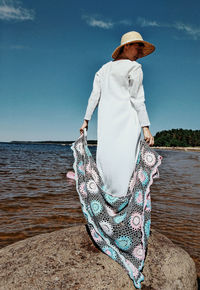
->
(80, 120, 89, 135)
(142, 126, 154, 146)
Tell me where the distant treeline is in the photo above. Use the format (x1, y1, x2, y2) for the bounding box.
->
(9, 140, 98, 145)
(10, 140, 74, 145)
(6, 128, 200, 147)
(154, 129, 200, 147)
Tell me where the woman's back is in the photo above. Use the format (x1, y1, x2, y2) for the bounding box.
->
(82, 59, 151, 197)
(99, 59, 141, 103)
(93, 61, 142, 197)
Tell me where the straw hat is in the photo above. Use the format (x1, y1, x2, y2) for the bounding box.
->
(112, 31, 155, 59)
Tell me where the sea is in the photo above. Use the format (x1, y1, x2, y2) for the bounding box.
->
(0, 142, 199, 278)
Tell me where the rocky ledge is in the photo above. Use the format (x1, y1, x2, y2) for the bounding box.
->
(0, 225, 198, 290)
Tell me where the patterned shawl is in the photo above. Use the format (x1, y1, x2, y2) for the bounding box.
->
(71, 128, 162, 289)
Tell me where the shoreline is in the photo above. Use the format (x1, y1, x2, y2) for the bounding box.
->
(87, 144, 200, 152)
(152, 146, 200, 152)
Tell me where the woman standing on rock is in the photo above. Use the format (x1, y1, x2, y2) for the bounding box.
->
(71, 31, 162, 288)
(80, 31, 155, 198)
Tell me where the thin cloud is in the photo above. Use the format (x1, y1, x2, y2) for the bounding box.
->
(137, 17, 200, 40)
(82, 14, 132, 29)
(137, 17, 160, 27)
(82, 14, 114, 29)
(0, 0, 34, 21)
(82, 14, 200, 40)
(173, 22, 200, 40)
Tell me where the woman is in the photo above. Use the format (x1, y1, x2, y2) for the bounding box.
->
(80, 31, 155, 198)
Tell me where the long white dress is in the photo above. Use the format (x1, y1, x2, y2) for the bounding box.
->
(84, 59, 150, 197)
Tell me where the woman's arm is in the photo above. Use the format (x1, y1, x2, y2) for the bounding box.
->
(84, 71, 101, 120)
(129, 66, 154, 146)
(129, 65, 150, 127)
(80, 71, 101, 134)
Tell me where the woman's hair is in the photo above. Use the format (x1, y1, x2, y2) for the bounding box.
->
(119, 46, 124, 55)
(118, 42, 145, 55)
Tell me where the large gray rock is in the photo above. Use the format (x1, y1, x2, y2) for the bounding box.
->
(0, 225, 198, 290)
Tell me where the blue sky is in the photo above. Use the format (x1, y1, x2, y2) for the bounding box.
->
(0, 0, 200, 141)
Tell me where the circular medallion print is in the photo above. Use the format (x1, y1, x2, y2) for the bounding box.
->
(134, 190, 143, 206)
(115, 236, 132, 250)
(138, 169, 149, 186)
(143, 151, 156, 167)
(130, 212, 142, 230)
(90, 200, 103, 216)
(86, 180, 99, 194)
(99, 221, 113, 236)
(133, 244, 145, 260)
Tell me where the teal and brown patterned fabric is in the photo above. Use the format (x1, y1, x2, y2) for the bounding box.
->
(71, 129, 162, 289)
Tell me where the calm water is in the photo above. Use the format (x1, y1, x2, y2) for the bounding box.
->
(0, 143, 200, 276)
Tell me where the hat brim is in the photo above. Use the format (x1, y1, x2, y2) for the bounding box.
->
(112, 40, 156, 59)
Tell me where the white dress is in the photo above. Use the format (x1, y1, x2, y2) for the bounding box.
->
(84, 59, 150, 197)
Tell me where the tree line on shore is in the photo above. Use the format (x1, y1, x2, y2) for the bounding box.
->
(6, 128, 200, 147)
(154, 128, 200, 147)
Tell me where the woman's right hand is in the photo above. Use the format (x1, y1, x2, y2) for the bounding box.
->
(80, 120, 89, 135)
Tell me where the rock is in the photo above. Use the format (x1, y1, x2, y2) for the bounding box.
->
(0, 225, 198, 290)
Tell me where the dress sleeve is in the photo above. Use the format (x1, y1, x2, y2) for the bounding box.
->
(84, 71, 101, 121)
(128, 65, 150, 127)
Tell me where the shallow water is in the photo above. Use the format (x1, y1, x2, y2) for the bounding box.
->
(0, 143, 199, 276)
